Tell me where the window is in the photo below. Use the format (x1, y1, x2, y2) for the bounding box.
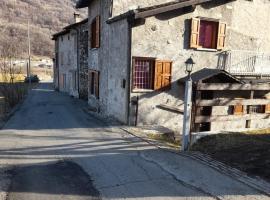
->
(73, 71, 77, 90)
(91, 16, 100, 49)
(190, 18, 227, 50)
(233, 104, 244, 115)
(265, 104, 270, 113)
(132, 57, 172, 91)
(60, 74, 66, 89)
(89, 70, 99, 98)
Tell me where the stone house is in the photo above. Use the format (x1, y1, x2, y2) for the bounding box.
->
(53, 15, 89, 99)
(75, 0, 270, 134)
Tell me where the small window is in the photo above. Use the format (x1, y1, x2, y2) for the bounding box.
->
(132, 57, 172, 91)
(190, 18, 227, 50)
(89, 70, 99, 98)
(91, 16, 100, 49)
(234, 104, 244, 115)
(265, 104, 270, 113)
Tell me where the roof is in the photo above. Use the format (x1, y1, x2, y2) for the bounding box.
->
(107, 0, 213, 24)
(52, 30, 70, 40)
(52, 18, 88, 40)
(76, 0, 92, 8)
(178, 68, 245, 84)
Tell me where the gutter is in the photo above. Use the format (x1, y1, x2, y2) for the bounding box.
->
(126, 20, 132, 125)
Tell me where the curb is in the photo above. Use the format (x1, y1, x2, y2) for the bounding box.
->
(121, 127, 270, 197)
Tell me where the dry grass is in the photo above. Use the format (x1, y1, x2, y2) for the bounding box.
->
(147, 133, 181, 149)
(191, 131, 270, 182)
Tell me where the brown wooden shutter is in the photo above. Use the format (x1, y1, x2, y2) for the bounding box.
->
(154, 61, 172, 90)
(95, 15, 100, 48)
(94, 71, 100, 98)
(265, 104, 270, 113)
(154, 61, 163, 90)
(234, 104, 243, 115)
(162, 61, 172, 89)
(190, 18, 200, 48)
(217, 22, 227, 50)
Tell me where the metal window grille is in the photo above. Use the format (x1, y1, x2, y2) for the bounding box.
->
(133, 59, 153, 89)
(249, 105, 264, 114)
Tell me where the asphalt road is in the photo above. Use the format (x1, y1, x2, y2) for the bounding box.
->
(0, 83, 269, 200)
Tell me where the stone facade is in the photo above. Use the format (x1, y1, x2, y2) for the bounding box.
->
(78, 22, 89, 100)
(79, 0, 270, 133)
(53, 19, 89, 100)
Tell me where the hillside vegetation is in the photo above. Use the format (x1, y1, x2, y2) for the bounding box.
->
(0, 0, 87, 58)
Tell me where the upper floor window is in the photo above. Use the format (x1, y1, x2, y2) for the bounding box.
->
(91, 16, 100, 49)
(190, 18, 227, 50)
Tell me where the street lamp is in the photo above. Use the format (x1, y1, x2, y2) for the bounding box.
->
(185, 57, 195, 78)
(182, 57, 195, 151)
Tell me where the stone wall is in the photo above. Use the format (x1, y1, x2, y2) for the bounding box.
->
(78, 22, 89, 100)
(87, 0, 130, 123)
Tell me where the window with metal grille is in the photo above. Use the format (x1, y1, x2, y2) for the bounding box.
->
(133, 58, 154, 90)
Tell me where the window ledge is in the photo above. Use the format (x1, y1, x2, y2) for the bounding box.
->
(90, 48, 99, 51)
(132, 89, 153, 93)
(196, 48, 218, 52)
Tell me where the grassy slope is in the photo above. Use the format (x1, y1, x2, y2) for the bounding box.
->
(191, 130, 270, 182)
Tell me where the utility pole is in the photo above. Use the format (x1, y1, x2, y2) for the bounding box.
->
(27, 19, 31, 85)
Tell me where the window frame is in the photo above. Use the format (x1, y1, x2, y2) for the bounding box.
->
(190, 17, 227, 51)
(132, 57, 172, 92)
(91, 15, 100, 49)
(89, 70, 100, 99)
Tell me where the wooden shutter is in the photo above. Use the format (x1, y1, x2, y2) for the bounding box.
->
(91, 20, 96, 48)
(190, 18, 200, 48)
(94, 71, 100, 98)
(154, 61, 163, 90)
(234, 104, 243, 115)
(154, 61, 172, 90)
(265, 104, 270, 113)
(217, 22, 227, 50)
(162, 61, 172, 89)
(95, 15, 100, 48)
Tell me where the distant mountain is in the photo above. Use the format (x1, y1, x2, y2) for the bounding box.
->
(0, 0, 87, 58)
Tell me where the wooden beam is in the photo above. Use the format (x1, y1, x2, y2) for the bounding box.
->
(197, 83, 270, 91)
(196, 99, 270, 106)
(134, 0, 211, 19)
(195, 113, 270, 123)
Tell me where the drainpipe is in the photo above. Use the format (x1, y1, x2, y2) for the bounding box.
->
(126, 18, 133, 125)
(76, 28, 80, 97)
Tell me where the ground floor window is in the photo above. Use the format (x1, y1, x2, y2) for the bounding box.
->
(132, 57, 172, 91)
(60, 74, 66, 89)
(89, 70, 99, 98)
(73, 71, 78, 90)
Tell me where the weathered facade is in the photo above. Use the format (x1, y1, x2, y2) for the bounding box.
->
(53, 17, 89, 100)
(76, 0, 270, 134)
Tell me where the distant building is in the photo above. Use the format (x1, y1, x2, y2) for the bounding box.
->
(52, 15, 88, 99)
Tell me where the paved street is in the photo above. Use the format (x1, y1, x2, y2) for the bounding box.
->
(0, 83, 269, 200)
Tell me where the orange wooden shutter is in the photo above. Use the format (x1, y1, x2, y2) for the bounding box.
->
(154, 61, 172, 90)
(95, 15, 100, 48)
(217, 22, 227, 50)
(190, 18, 200, 48)
(94, 71, 100, 98)
(265, 104, 270, 113)
(154, 61, 163, 90)
(162, 61, 172, 89)
(234, 104, 243, 115)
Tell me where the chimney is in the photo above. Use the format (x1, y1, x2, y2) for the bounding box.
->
(74, 12, 82, 23)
